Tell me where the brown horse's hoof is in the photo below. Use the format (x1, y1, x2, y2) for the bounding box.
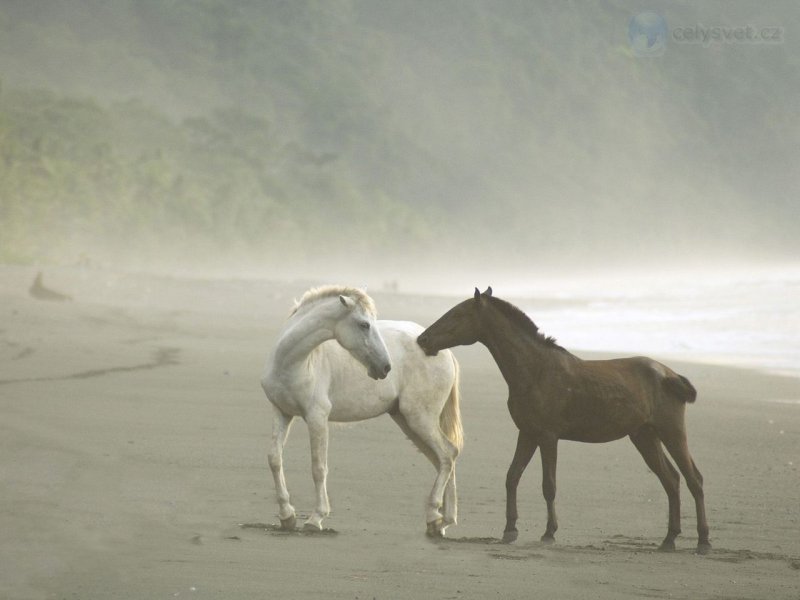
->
(279, 515, 297, 531)
(696, 542, 712, 555)
(502, 530, 518, 544)
(540, 534, 555, 545)
(658, 540, 676, 552)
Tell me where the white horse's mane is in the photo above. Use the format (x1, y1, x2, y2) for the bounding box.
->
(290, 285, 377, 317)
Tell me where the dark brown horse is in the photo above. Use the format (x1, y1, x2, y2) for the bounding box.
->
(417, 287, 711, 554)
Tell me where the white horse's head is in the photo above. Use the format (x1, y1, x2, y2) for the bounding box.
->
(334, 295, 392, 380)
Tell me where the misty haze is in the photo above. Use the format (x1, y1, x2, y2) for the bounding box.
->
(1, 2, 799, 599)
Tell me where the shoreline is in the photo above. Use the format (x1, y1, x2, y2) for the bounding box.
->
(2, 263, 797, 381)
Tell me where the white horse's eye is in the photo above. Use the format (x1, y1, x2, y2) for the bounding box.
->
(359, 321, 371, 331)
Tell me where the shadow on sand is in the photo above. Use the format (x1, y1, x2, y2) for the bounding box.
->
(238, 522, 339, 537)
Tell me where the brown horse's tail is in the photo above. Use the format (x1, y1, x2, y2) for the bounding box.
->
(440, 354, 464, 453)
(663, 374, 697, 403)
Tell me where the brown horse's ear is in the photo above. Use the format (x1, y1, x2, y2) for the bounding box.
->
(484, 286, 493, 297)
(474, 287, 481, 300)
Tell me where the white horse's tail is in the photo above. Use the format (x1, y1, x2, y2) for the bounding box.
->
(439, 354, 464, 453)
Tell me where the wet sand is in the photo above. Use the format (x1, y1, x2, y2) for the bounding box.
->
(1, 266, 799, 599)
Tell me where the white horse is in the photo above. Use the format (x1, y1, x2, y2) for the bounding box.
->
(260, 286, 463, 536)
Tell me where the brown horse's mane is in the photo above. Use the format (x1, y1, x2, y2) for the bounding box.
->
(486, 296, 565, 352)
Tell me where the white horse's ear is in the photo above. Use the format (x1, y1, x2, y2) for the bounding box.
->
(484, 286, 493, 297)
(339, 295, 356, 309)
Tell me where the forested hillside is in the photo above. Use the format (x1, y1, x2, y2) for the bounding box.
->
(1, 1, 797, 273)
(0, 88, 432, 266)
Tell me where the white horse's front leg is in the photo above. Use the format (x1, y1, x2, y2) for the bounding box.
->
(304, 409, 331, 531)
(268, 406, 296, 529)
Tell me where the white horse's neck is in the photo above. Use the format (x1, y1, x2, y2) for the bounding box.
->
(273, 300, 340, 374)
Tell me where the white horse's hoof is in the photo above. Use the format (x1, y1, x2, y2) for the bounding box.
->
(303, 522, 323, 533)
(279, 515, 297, 531)
(426, 519, 445, 538)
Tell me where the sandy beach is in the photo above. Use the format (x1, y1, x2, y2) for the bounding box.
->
(1, 266, 799, 599)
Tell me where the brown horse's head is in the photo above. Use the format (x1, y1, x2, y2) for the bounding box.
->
(417, 287, 492, 356)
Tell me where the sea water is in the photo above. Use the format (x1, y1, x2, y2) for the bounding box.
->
(513, 268, 800, 379)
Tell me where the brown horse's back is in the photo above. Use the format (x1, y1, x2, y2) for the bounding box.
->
(662, 372, 697, 403)
(618, 355, 696, 402)
(625, 355, 697, 404)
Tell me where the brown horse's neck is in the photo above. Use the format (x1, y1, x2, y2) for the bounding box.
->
(478, 306, 566, 393)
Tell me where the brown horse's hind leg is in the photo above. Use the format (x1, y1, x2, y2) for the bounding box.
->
(503, 431, 537, 543)
(630, 427, 681, 551)
(662, 432, 711, 554)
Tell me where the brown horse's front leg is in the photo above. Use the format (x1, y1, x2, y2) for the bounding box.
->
(503, 431, 537, 543)
(539, 435, 559, 543)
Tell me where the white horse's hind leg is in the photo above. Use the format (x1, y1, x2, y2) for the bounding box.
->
(391, 413, 458, 530)
(444, 470, 457, 526)
(268, 406, 296, 529)
(303, 409, 331, 531)
(401, 409, 458, 537)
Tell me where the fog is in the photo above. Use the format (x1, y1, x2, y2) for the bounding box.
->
(0, 0, 798, 291)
